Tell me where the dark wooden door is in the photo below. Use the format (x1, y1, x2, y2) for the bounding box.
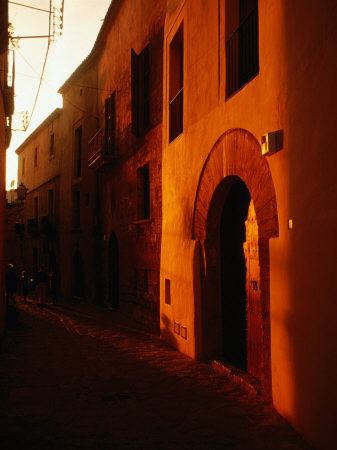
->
(244, 200, 262, 379)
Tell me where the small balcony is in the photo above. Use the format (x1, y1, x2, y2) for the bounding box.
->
(169, 87, 183, 142)
(88, 128, 117, 171)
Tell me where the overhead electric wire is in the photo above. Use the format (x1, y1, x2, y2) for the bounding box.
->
(9, 1, 50, 13)
(25, 0, 52, 130)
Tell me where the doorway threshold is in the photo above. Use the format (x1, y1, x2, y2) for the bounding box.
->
(211, 359, 262, 396)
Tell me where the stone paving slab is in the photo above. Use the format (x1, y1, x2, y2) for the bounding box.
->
(0, 299, 312, 449)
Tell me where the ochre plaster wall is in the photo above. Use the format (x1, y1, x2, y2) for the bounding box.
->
(161, 0, 337, 447)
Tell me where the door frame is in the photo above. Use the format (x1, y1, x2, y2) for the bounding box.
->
(192, 129, 279, 397)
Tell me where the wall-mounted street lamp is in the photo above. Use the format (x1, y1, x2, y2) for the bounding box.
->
(16, 181, 28, 203)
(6, 181, 28, 207)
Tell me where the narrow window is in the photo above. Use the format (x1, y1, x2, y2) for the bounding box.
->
(22, 157, 25, 176)
(104, 92, 115, 154)
(137, 164, 150, 220)
(131, 44, 150, 137)
(50, 133, 54, 156)
(33, 196, 39, 221)
(165, 279, 171, 305)
(169, 23, 184, 142)
(34, 148, 37, 168)
(74, 126, 82, 178)
(226, 0, 259, 98)
(73, 191, 80, 228)
(48, 189, 54, 218)
(144, 269, 148, 293)
(134, 267, 138, 290)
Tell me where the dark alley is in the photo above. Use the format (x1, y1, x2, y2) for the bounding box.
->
(0, 298, 310, 449)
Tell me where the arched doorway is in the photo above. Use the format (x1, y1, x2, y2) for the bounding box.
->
(73, 249, 84, 298)
(221, 177, 251, 371)
(193, 129, 279, 396)
(108, 233, 119, 308)
(220, 177, 262, 380)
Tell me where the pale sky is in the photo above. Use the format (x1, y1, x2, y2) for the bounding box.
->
(7, 0, 112, 189)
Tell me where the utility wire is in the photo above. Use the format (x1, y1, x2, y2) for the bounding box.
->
(25, 0, 52, 130)
(9, 1, 50, 13)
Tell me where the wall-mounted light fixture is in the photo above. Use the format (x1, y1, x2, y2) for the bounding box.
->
(6, 182, 28, 207)
(261, 130, 284, 156)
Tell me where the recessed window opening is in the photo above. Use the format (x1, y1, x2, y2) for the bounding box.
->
(165, 278, 171, 305)
(34, 147, 38, 168)
(137, 164, 150, 220)
(74, 126, 82, 178)
(144, 269, 149, 293)
(169, 23, 183, 142)
(226, 0, 259, 98)
(50, 133, 54, 156)
(131, 44, 150, 136)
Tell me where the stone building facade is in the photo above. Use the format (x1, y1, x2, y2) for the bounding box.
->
(59, 0, 165, 328)
(160, 1, 337, 448)
(6, 0, 337, 447)
(10, 0, 165, 329)
(9, 109, 62, 279)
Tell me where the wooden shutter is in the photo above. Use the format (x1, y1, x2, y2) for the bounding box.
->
(131, 49, 140, 136)
(105, 96, 111, 152)
(149, 27, 164, 128)
(105, 93, 115, 153)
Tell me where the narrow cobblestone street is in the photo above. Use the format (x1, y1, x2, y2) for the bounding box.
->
(0, 299, 311, 449)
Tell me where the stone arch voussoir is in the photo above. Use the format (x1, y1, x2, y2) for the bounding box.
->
(193, 128, 279, 241)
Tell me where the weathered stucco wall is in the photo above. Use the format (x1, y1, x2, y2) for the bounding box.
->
(161, 0, 337, 447)
(94, 0, 165, 328)
(58, 65, 99, 303)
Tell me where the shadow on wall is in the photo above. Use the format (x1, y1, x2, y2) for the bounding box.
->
(161, 312, 178, 350)
(279, 2, 337, 447)
(193, 239, 205, 361)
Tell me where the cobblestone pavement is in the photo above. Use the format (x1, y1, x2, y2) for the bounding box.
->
(0, 299, 312, 450)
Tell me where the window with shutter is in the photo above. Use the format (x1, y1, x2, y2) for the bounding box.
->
(131, 45, 150, 137)
(74, 126, 82, 178)
(169, 23, 184, 142)
(137, 164, 150, 220)
(105, 92, 115, 154)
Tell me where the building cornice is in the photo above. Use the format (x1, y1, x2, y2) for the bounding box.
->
(58, 0, 122, 95)
(15, 108, 62, 155)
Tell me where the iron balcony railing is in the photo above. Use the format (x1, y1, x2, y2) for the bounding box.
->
(88, 127, 105, 162)
(88, 127, 117, 170)
(169, 87, 183, 142)
(226, 8, 259, 98)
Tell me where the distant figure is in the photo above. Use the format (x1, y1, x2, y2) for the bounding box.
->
(19, 270, 29, 303)
(37, 265, 47, 306)
(5, 263, 17, 306)
(48, 267, 58, 305)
